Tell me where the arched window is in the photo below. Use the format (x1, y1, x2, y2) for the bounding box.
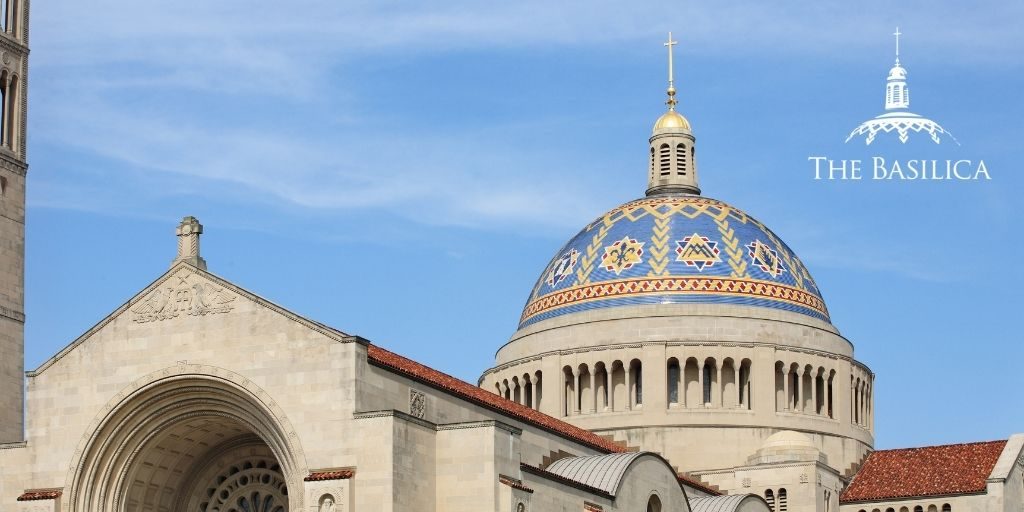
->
(684, 358, 700, 407)
(8, 0, 16, 35)
(739, 360, 752, 409)
(0, 71, 7, 146)
(886, 508, 895, 512)
(562, 366, 574, 416)
(647, 494, 662, 512)
(577, 364, 591, 413)
(595, 363, 609, 410)
(941, 504, 951, 512)
(775, 362, 785, 411)
(667, 358, 680, 404)
(815, 371, 825, 414)
(675, 143, 687, 176)
(778, 488, 788, 512)
(702, 363, 712, 404)
(659, 144, 671, 176)
(827, 371, 835, 418)
(791, 370, 800, 410)
(913, 506, 923, 512)
(503, 380, 510, 400)
(927, 505, 937, 512)
(765, 490, 776, 512)
(721, 359, 736, 407)
(633, 360, 643, 405)
(6, 76, 15, 149)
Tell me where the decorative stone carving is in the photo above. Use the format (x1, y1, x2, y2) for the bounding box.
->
(410, 389, 426, 419)
(305, 480, 349, 512)
(319, 494, 338, 512)
(131, 279, 236, 323)
(800, 473, 809, 483)
(742, 477, 751, 488)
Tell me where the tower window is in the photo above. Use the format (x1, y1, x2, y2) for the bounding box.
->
(675, 143, 687, 176)
(778, 489, 787, 512)
(765, 490, 775, 512)
(659, 144, 671, 176)
(650, 147, 656, 180)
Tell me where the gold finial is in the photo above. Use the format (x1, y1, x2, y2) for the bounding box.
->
(664, 32, 678, 110)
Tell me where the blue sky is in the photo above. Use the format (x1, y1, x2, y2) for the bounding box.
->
(25, 1, 1023, 449)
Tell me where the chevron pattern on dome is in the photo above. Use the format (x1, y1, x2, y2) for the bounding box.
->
(519, 195, 828, 328)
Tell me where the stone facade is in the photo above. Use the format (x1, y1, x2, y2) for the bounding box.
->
(0, 0, 27, 446)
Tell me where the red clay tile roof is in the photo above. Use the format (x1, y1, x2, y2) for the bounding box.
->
(17, 490, 62, 501)
(304, 470, 355, 481)
(499, 474, 535, 493)
(841, 440, 1007, 503)
(366, 344, 624, 454)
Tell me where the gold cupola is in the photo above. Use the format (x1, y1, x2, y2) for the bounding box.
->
(646, 32, 700, 196)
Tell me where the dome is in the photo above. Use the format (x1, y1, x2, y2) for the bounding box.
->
(518, 194, 829, 330)
(759, 430, 816, 451)
(653, 110, 691, 132)
(887, 64, 907, 80)
(747, 430, 826, 465)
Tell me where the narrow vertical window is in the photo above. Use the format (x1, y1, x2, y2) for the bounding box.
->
(765, 490, 775, 512)
(650, 147, 656, 180)
(675, 143, 687, 175)
(659, 144, 671, 176)
(6, 78, 14, 149)
(778, 489, 788, 512)
(634, 362, 643, 405)
(667, 359, 680, 404)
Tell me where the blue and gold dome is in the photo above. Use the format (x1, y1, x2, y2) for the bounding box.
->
(517, 34, 829, 330)
(518, 194, 829, 329)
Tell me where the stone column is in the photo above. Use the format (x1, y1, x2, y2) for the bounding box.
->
(624, 366, 632, 411)
(734, 364, 741, 409)
(810, 371, 818, 415)
(588, 370, 597, 414)
(782, 368, 790, 411)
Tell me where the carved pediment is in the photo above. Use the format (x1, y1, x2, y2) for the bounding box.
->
(131, 271, 237, 323)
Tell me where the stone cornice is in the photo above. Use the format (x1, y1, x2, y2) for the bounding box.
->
(0, 150, 27, 176)
(0, 304, 24, 322)
(0, 34, 28, 56)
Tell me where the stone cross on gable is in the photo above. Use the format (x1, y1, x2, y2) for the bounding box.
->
(173, 216, 207, 270)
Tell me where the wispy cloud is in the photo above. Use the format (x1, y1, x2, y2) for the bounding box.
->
(28, 0, 1023, 229)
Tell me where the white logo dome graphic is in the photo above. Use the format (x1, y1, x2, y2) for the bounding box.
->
(846, 28, 958, 145)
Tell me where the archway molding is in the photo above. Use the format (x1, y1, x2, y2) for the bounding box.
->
(65, 363, 308, 511)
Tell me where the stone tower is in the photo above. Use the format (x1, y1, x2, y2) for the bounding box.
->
(0, 0, 28, 444)
(646, 32, 699, 196)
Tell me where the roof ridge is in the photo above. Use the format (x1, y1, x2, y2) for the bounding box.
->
(366, 343, 625, 454)
(872, 439, 1007, 453)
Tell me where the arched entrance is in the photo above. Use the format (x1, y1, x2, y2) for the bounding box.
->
(67, 370, 304, 512)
